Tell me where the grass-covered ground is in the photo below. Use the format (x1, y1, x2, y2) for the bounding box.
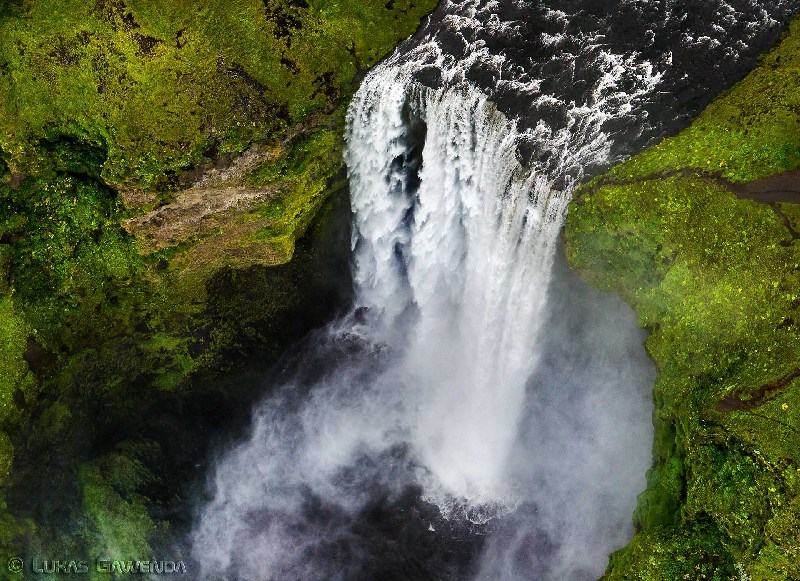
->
(0, 0, 433, 190)
(566, 16, 800, 581)
(0, 0, 436, 570)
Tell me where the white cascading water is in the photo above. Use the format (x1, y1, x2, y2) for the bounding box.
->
(345, 31, 661, 516)
(348, 83, 566, 510)
(192, 26, 661, 578)
(191, 1, 793, 579)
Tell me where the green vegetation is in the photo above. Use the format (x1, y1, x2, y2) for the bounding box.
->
(78, 443, 160, 567)
(247, 125, 346, 244)
(0, 0, 436, 571)
(566, 16, 800, 581)
(0, 0, 434, 192)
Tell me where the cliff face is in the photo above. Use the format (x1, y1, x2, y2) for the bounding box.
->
(566, 16, 800, 581)
(0, 0, 437, 565)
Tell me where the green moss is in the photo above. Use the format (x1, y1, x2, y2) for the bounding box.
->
(78, 442, 159, 575)
(1, 176, 142, 347)
(604, 523, 736, 581)
(0, 431, 13, 483)
(633, 419, 683, 530)
(748, 493, 800, 580)
(0, 0, 436, 191)
(566, 14, 800, 579)
(0, 297, 35, 443)
(0, 498, 35, 566)
(246, 126, 345, 244)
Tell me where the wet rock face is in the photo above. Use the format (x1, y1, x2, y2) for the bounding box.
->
(123, 187, 281, 253)
(121, 142, 289, 263)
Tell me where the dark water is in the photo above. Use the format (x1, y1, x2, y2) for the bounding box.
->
(406, 0, 797, 166)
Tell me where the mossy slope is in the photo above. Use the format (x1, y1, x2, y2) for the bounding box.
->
(0, 0, 433, 191)
(566, 17, 800, 581)
(0, 0, 437, 571)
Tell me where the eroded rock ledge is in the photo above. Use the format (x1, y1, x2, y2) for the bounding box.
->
(122, 142, 289, 265)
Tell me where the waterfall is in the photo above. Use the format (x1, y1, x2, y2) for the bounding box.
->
(191, 44, 657, 581)
(191, 2, 794, 579)
(347, 81, 567, 511)
(344, 57, 654, 514)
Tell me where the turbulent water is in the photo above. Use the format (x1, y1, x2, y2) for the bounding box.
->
(192, 1, 797, 580)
